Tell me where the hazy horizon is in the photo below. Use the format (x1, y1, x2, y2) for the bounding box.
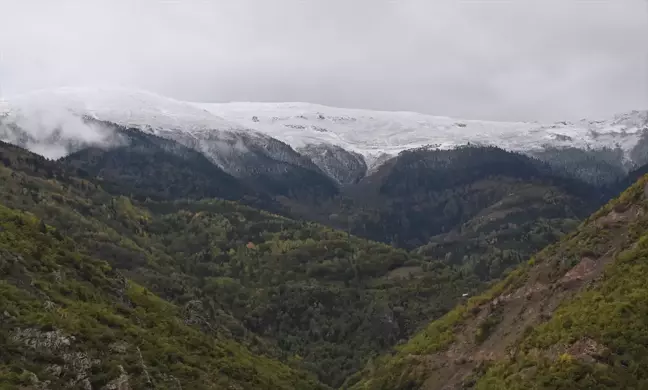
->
(1, 0, 647, 122)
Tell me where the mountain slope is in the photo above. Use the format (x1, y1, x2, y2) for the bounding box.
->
(50, 120, 611, 285)
(415, 183, 582, 281)
(156, 126, 339, 199)
(346, 172, 648, 390)
(0, 141, 481, 387)
(2, 87, 647, 185)
(203, 102, 648, 167)
(1, 88, 645, 387)
(60, 134, 613, 318)
(1, 88, 340, 199)
(61, 123, 259, 202)
(530, 146, 629, 186)
(55, 121, 606, 282)
(0, 204, 325, 389)
(297, 143, 367, 185)
(313, 146, 603, 256)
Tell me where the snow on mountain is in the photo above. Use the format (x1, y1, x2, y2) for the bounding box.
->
(0, 87, 323, 179)
(7, 87, 244, 133)
(201, 102, 648, 167)
(1, 87, 647, 184)
(297, 143, 367, 185)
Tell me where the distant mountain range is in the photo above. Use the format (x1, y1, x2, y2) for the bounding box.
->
(2, 87, 648, 388)
(1, 87, 647, 186)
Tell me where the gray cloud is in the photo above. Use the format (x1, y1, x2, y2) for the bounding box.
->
(0, 0, 646, 121)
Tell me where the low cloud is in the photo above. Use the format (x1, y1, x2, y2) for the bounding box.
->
(0, 102, 124, 159)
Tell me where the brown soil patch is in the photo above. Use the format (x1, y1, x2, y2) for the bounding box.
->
(559, 257, 596, 286)
(595, 205, 643, 227)
(415, 204, 646, 390)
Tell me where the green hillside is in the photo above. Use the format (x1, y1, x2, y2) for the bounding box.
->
(0, 203, 325, 389)
(0, 141, 479, 387)
(347, 173, 648, 389)
(2, 136, 635, 389)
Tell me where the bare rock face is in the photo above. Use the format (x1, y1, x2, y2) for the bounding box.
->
(566, 337, 609, 363)
(11, 328, 75, 352)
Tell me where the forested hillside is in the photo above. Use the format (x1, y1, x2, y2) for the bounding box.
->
(60, 123, 328, 211)
(0, 204, 329, 389)
(342, 146, 604, 247)
(0, 164, 325, 388)
(0, 141, 480, 387)
(1, 129, 640, 389)
(61, 130, 608, 287)
(302, 146, 609, 283)
(347, 172, 648, 389)
(62, 125, 259, 203)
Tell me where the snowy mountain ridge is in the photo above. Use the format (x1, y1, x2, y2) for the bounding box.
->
(201, 102, 648, 165)
(0, 87, 326, 181)
(5, 87, 246, 133)
(1, 87, 647, 184)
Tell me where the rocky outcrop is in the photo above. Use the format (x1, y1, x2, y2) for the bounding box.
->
(298, 143, 367, 185)
(11, 328, 98, 389)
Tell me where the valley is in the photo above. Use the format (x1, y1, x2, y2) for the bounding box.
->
(0, 90, 647, 389)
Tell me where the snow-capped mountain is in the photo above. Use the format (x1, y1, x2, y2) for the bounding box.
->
(6, 87, 243, 132)
(203, 102, 648, 166)
(0, 87, 324, 181)
(1, 87, 646, 185)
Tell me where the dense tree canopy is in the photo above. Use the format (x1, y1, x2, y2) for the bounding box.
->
(1, 135, 639, 389)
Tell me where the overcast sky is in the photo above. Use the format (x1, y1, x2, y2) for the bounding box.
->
(0, 0, 647, 121)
